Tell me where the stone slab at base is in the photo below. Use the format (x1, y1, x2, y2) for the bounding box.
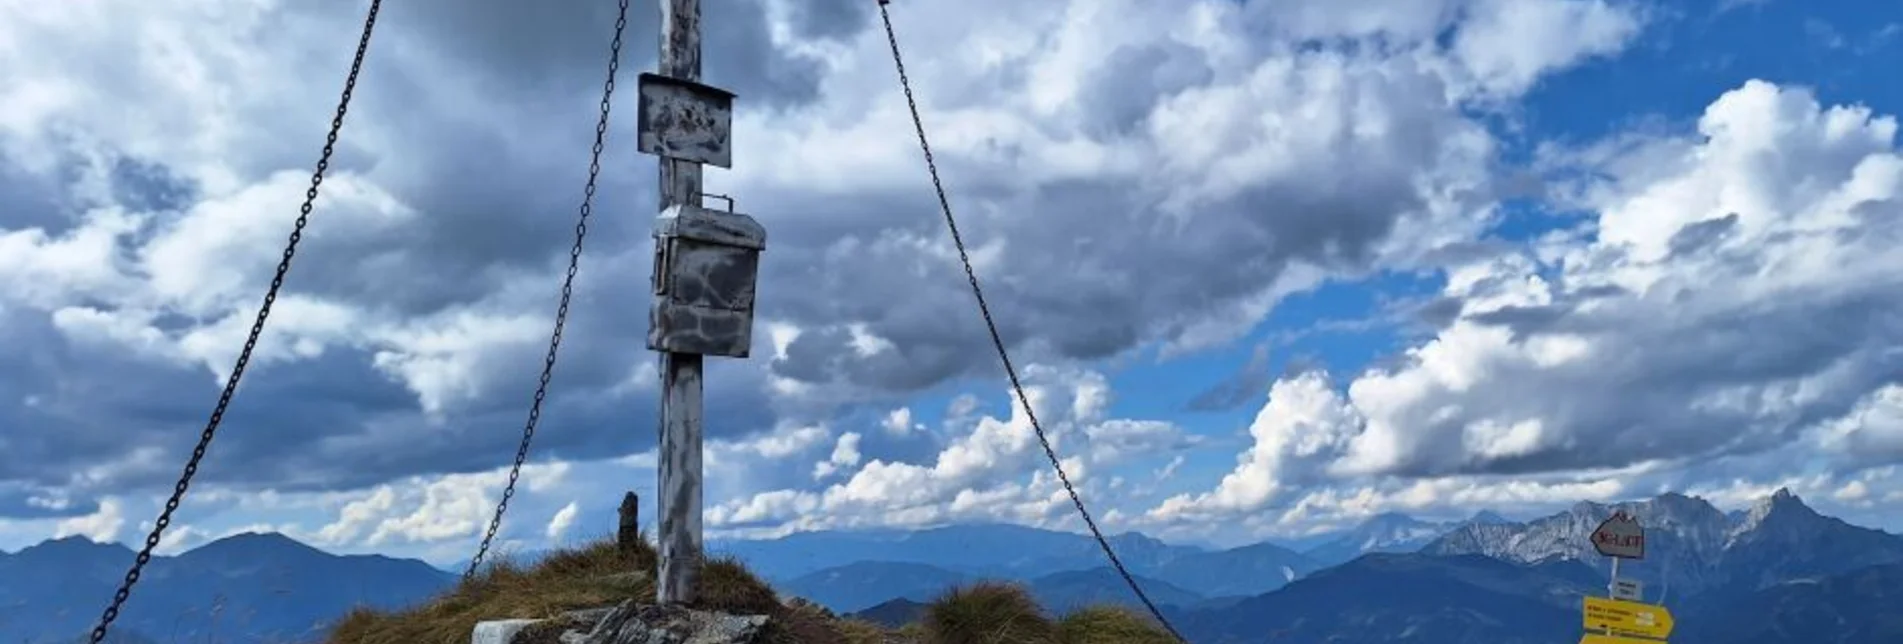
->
(473, 618, 545, 644)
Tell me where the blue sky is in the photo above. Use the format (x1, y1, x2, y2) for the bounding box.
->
(2, 0, 1902, 566)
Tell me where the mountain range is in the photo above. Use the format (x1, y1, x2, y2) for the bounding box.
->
(5, 489, 1900, 643)
(0, 533, 453, 644)
(720, 508, 1516, 612)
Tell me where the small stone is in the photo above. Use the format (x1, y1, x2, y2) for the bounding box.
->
(472, 618, 545, 644)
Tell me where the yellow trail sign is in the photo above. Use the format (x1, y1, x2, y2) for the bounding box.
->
(1583, 596, 1674, 639)
(1581, 633, 1665, 644)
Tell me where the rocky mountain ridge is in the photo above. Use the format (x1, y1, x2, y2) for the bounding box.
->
(1299, 511, 1503, 567)
(1423, 488, 1903, 597)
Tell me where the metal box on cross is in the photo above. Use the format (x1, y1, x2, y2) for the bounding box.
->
(636, 72, 734, 168)
(648, 203, 765, 358)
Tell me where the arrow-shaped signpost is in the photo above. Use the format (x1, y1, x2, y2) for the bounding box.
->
(1583, 596, 1675, 641)
(1592, 510, 1645, 596)
(1582, 510, 1674, 643)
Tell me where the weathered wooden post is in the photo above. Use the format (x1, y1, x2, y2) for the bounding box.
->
(617, 491, 641, 554)
(636, 0, 761, 605)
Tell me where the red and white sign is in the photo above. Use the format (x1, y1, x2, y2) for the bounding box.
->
(1591, 511, 1645, 559)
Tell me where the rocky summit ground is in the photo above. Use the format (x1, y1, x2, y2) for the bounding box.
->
(327, 535, 1176, 644)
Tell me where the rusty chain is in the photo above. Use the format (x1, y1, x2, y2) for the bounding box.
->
(463, 0, 630, 580)
(87, 2, 384, 642)
(875, 2, 1189, 642)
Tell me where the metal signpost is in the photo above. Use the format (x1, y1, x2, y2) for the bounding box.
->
(1581, 510, 1674, 643)
(636, 0, 765, 605)
(1611, 578, 1644, 602)
(1592, 510, 1645, 601)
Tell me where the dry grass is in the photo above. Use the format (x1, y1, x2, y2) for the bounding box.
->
(328, 535, 658, 644)
(920, 581, 1056, 644)
(326, 535, 1175, 644)
(836, 618, 895, 644)
(1052, 606, 1178, 644)
(915, 581, 1178, 644)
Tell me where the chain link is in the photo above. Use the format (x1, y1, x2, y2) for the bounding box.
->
(874, 3, 1189, 642)
(86, 2, 383, 642)
(463, 0, 630, 580)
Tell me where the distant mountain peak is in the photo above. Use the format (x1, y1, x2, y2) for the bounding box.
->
(215, 530, 302, 543)
(1650, 490, 1710, 510)
(1734, 487, 1822, 536)
(202, 530, 305, 548)
(1754, 487, 1814, 515)
(1767, 487, 1808, 511)
(1108, 531, 1167, 546)
(18, 534, 131, 557)
(1466, 510, 1514, 525)
(180, 530, 328, 564)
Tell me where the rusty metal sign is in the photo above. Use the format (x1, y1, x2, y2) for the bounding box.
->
(636, 73, 734, 168)
(1591, 511, 1645, 560)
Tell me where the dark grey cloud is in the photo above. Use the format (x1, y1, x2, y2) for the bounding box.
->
(1467, 303, 1570, 338)
(0, 0, 853, 502)
(0, 483, 99, 521)
(370, 0, 839, 110)
(107, 158, 197, 215)
(782, 0, 875, 42)
(0, 255, 780, 504)
(1413, 295, 1466, 328)
(268, 0, 849, 316)
(1667, 212, 1740, 257)
(0, 154, 81, 234)
(1079, 42, 1215, 136)
(759, 74, 1487, 391)
(1186, 342, 1276, 412)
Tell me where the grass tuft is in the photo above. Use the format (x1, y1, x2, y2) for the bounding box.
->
(835, 618, 894, 644)
(1053, 605, 1177, 644)
(920, 581, 1057, 644)
(915, 582, 1178, 644)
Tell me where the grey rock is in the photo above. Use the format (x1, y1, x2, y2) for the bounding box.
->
(573, 600, 769, 644)
(473, 619, 546, 644)
(565, 607, 620, 627)
(472, 600, 771, 644)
